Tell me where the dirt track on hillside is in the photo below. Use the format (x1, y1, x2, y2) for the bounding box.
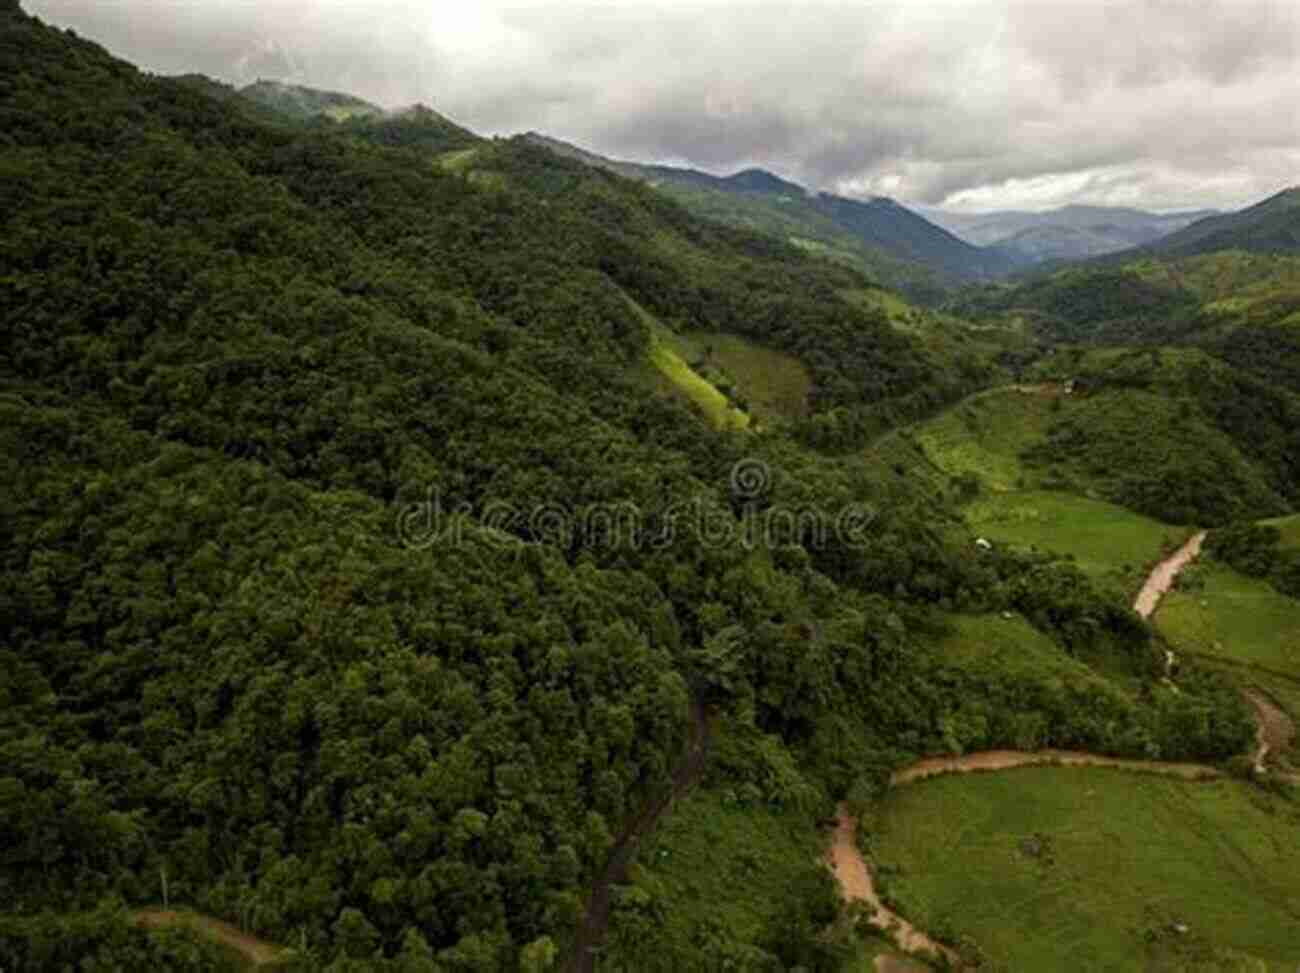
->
(827, 808, 959, 967)
(134, 910, 286, 966)
(567, 701, 713, 973)
(1133, 531, 1206, 619)
(1245, 689, 1296, 774)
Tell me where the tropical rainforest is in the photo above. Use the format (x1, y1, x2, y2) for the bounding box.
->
(1, 2, 1296, 970)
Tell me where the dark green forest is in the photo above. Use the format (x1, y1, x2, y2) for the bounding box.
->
(0, 4, 1265, 970)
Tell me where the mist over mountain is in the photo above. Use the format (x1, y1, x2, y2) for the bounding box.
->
(918, 204, 1220, 264)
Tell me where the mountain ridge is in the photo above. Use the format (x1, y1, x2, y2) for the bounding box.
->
(521, 131, 1016, 294)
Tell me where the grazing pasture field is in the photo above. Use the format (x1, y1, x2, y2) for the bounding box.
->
(869, 768, 1300, 972)
(685, 331, 812, 421)
(1155, 562, 1300, 677)
(937, 613, 1107, 686)
(964, 490, 1188, 590)
(912, 387, 1062, 492)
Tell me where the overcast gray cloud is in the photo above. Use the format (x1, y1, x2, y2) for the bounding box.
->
(24, 0, 1300, 211)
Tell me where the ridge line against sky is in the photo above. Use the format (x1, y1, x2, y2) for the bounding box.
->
(24, 0, 1300, 213)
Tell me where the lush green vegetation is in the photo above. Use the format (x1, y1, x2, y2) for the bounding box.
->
(0, 4, 1286, 970)
(1156, 562, 1300, 677)
(602, 788, 849, 971)
(963, 492, 1187, 593)
(1206, 520, 1300, 601)
(238, 80, 384, 122)
(869, 769, 1300, 971)
(913, 387, 1061, 492)
(1265, 513, 1300, 550)
(684, 332, 812, 422)
(647, 334, 750, 431)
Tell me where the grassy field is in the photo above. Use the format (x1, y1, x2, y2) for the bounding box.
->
(685, 331, 811, 421)
(1155, 562, 1300, 677)
(625, 296, 751, 431)
(628, 292, 814, 428)
(938, 613, 1118, 686)
(869, 768, 1300, 971)
(839, 286, 915, 325)
(913, 388, 1062, 492)
(964, 490, 1190, 591)
(647, 338, 751, 431)
(435, 147, 480, 172)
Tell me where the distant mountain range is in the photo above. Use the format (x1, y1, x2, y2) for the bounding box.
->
(169, 81, 1295, 294)
(917, 204, 1219, 264)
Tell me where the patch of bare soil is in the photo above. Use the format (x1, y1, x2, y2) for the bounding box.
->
(826, 807, 959, 968)
(1244, 689, 1296, 775)
(891, 749, 1221, 786)
(134, 910, 286, 966)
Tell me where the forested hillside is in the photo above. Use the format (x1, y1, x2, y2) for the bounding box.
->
(0, 4, 1261, 970)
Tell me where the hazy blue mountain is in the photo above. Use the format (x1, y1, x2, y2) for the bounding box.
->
(919, 204, 1218, 265)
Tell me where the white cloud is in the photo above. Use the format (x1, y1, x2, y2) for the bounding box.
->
(23, 0, 1300, 211)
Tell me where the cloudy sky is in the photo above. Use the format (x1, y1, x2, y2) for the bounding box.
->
(25, 0, 1300, 212)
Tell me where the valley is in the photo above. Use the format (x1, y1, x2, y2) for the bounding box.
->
(3, 2, 1299, 971)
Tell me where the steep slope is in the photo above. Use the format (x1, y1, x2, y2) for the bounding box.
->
(0, 5, 1261, 970)
(1141, 186, 1300, 257)
(239, 79, 384, 120)
(987, 223, 1126, 263)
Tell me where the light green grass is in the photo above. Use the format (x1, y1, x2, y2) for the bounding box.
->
(436, 147, 480, 172)
(323, 105, 377, 122)
(465, 169, 507, 191)
(685, 331, 812, 420)
(839, 286, 914, 323)
(939, 613, 1111, 685)
(870, 769, 1300, 971)
(648, 339, 750, 431)
(1263, 513, 1300, 551)
(913, 388, 1063, 492)
(965, 490, 1190, 589)
(1155, 562, 1300, 677)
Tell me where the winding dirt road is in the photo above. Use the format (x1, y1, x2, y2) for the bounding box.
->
(566, 701, 713, 973)
(827, 808, 959, 968)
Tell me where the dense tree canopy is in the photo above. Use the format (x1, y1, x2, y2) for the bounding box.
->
(0, 5, 1258, 969)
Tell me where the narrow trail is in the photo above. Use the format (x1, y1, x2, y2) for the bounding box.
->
(566, 700, 713, 973)
(1133, 530, 1205, 620)
(1244, 689, 1297, 777)
(133, 910, 288, 966)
